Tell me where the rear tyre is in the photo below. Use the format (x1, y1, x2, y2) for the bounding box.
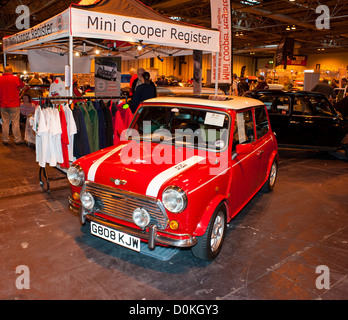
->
(261, 160, 278, 192)
(191, 203, 227, 261)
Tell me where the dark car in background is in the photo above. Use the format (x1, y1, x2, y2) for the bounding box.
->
(244, 90, 348, 158)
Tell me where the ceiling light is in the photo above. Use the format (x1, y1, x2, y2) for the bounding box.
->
(291, 25, 296, 30)
(286, 26, 291, 31)
(95, 49, 100, 55)
(75, 52, 80, 57)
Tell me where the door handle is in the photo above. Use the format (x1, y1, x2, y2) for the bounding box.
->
(257, 150, 264, 156)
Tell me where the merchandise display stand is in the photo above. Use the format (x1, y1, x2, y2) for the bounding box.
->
(37, 94, 127, 193)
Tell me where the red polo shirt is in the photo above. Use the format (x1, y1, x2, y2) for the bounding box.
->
(0, 73, 25, 108)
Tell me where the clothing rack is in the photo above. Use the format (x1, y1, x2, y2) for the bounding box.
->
(37, 94, 128, 102)
(37, 94, 126, 193)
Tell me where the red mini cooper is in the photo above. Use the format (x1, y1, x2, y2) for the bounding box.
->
(68, 96, 278, 260)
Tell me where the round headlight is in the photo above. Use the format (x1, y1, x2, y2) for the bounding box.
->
(132, 207, 151, 229)
(162, 186, 187, 213)
(80, 192, 95, 211)
(67, 164, 85, 187)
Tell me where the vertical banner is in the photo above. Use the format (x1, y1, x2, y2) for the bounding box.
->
(275, 37, 294, 69)
(95, 56, 121, 96)
(210, 0, 232, 84)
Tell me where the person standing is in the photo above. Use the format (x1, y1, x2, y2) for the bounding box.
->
(131, 68, 145, 96)
(337, 78, 347, 101)
(28, 73, 42, 85)
(311, 80, 336, 102)
(231, 73, 239, 96)
(256, 75, 269, 90)
(128, 68, 138, 97)
(0, 67, 26, 145)
(130, 71, 157, 113)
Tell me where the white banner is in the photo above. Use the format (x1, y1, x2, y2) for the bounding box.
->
(71, 8, 220, 52)
(3, 9, 70, 52)
(210, 0, 232, 83)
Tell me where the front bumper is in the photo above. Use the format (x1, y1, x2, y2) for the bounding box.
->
(69, 197, 197, 250)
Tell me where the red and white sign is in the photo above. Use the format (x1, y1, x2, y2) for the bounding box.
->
(210, 0, 232, 83)
(287, 55, 308, 66)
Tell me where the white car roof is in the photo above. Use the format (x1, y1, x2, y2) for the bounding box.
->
(143, 95, 264, 111)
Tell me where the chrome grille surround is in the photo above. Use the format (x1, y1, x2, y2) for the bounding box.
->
(82, 181, 168, 230)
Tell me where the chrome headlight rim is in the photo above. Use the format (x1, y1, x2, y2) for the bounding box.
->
(80, 191, 95, 211)
(132, 207, 151, 229)
(162, 185, 187, 213)
(67, 164, 85, 187)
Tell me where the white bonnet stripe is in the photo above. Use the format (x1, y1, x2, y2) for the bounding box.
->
(146, 156, 205, 198)
(87, 144, 125, 181)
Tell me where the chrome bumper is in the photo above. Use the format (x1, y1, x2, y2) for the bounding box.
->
(68, 197, 197, 250)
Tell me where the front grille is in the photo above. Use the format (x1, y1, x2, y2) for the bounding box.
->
(83, 181, 168, 230)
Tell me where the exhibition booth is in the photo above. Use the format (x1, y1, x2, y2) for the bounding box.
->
(3, 0, 220, 95)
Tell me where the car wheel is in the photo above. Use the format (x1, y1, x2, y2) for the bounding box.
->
(261, 160, 278, 192)
(191, 203, 227, 261)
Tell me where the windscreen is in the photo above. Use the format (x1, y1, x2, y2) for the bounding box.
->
(127, 105, 230, 151)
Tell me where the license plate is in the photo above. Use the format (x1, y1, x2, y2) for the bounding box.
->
(90, 222, 140, 252)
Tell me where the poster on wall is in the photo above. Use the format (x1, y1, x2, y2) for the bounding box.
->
(210, 0, 232, 84)
(95, 56, 121, 97)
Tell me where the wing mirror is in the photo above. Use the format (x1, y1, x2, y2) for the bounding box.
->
(236, 144, 253, 155)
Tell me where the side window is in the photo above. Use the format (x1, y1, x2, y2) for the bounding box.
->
(310, 97, 334, 117)
(255, 106, 269, 139)
(261, 96, 290, 115)
(232, 110, 255, 151)
(293, 97, 314, 115)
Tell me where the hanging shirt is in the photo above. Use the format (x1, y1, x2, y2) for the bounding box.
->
(48, 107, 63, 167)
(93, 100, 106, 150)
(59, 106, 70, 169)
(99, 100, 114, 147)
(72, 105, 91, 159)
(86, 100, 99, 152)
(64, 104, 77, 162)
(113, 101, 133, 146)
(33, 106, 50, 168)
(79, 102, 94, 153)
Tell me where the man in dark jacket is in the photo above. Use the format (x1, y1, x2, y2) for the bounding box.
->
(311, 80, 336, 101)
(131, 71, 157, 113)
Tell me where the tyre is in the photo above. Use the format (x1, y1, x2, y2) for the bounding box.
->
(191, 203, 227, 261)
(261, 159, 278, 192)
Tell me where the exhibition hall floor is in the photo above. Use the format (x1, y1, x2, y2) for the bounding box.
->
(0, 136, 347, 300)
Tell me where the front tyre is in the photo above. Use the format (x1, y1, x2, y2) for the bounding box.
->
(261, 159, 278, 192)
(191, 203, 227, 261)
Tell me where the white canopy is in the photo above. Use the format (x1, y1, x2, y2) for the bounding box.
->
(3, 0, 219, 53)
(2, 0, 220, 94)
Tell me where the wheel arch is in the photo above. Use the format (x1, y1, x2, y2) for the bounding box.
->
(193, 195, 228, 237)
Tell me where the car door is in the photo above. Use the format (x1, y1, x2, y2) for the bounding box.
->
(229, 109, 263, 215)
(260, 94, 291, 144)
(254, 105, 274, 184)
(308, 96, 346, 148)
(289, 96, 316, 146)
